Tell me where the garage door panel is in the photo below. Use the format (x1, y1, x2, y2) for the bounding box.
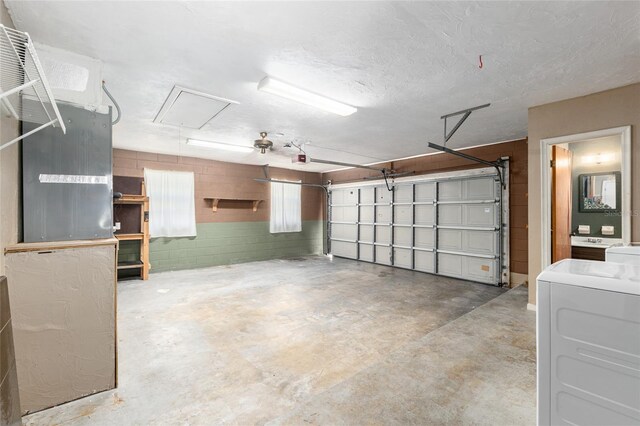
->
(415, 183, 435, 202)
(359, 225, 374, 242)
(394, 227, 412, 246)
(415, 205, 434, 225)
(415, 228, 434, 249)
(332, 206, 358, 222)
(466, 178, 495, 199)
(438, 253, 496, 284)
(375, 246, 391, 265)
(395, 185, 413, 203)
(360, 187, 375, 204)
(376, 206, 392, 223)
(466, 204, 497, 227)
(394, 248, 412, 268)
(466, 230, 498, 255)
(332, 190, 358, 206)
(465, 257, 497, 284)
(415, 250, 434, 273)
(439, 180, 463, 201)
(359, 244, 374, 262)
(375, 226, 391, 244)
(332, 241, 357, 259)
(394, 206, 412, 224)
(360, 206, 374, 223)
(438, 229, 497, 255)
(376, 187, 392, 203)
(438, 229, 463, 251)
(438, 205, 462, 226)
(332, 224, 357, 240)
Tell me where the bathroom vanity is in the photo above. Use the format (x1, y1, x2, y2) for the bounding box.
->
(570, 236, 622, 261)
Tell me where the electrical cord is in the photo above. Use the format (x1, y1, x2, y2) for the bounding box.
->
(102, 81, 121, 125)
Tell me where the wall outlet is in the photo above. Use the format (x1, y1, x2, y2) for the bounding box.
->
(602, 225, 615, 236)
(578, 225, 590, 235)
(114, 222, 121, 231)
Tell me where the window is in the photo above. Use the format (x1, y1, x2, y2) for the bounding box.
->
(270, 180, 301, 233)
(144, 169, 197, 237)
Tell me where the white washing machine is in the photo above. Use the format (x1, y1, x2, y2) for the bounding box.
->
(537, 259, 640, 426)
(606, 245, 640, 265)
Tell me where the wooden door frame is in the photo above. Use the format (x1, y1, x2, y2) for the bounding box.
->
(540, 126, 631, 270)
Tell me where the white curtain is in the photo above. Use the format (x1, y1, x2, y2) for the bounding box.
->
(270, 180, 302, 233)
(144, 169, 197, 238)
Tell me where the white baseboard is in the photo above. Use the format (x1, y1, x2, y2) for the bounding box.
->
(527, 303, 537, 312)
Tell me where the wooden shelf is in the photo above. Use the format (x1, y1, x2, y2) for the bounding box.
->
(117, 260, 144, 270)
(114, 233, 144, 241)
(112, 183, 150, 280)
(114, 194, 149, 205)
(204, 198, 263, 213)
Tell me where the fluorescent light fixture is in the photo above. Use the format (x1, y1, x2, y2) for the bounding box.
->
(257, 76, 357, 116)
(186, 138, 253, 153)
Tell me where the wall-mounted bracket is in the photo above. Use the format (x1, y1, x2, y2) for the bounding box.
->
(441, 103, 490, 143)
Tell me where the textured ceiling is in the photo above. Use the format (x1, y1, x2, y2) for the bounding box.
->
(7, 1, 640, 172)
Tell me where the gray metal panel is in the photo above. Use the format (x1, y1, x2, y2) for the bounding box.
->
(331, 241, 357, 259)
(375, 246, 391, 265)
(394, 185, 413, 203)
(414, 250, 434, 273)
(23, 100, 112, 242)
(393, 227, 412, 246)
(360, 187, 375, 204)
(394, 205, 412, 224)
(360, 206, 374, 223)
(359, 244, 374, 262)
(331, 188, 358, 205)
(415, 228, 434, 249)
(331, 206, 358, 222)
(332, 224, 357, 240)
(393, 248, 412, 268)
(438, 253, 497, 284)
(415, 205, 434, 225)
(415, 182, 435, 201)
(375, 226, 391, 244)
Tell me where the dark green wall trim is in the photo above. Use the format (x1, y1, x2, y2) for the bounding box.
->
(147, 220, 324, 273)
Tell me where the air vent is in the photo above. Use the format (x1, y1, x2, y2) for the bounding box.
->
(153, 85, 238, 129)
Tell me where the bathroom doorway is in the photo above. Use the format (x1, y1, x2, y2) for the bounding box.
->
(541, 126, 631, 269)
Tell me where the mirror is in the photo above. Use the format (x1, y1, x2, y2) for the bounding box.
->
(578, 171, 620, 212)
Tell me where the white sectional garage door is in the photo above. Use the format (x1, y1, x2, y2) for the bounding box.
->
(328, 167, 508, 286)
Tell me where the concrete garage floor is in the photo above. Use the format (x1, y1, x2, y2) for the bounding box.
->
(24, 256, 536, 425)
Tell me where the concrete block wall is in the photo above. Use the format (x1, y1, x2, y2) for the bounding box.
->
(149, 221, 323, 272)
(113, 149, 325, 273)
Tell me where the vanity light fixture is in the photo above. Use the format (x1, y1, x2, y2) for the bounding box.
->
(583, 152, 614, 165)
(186, 138, 253, 153)
(257, 76, 357, 116)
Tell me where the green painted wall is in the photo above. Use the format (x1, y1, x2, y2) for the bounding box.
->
(145, 220, 325, 273)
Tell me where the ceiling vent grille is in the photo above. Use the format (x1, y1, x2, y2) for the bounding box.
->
(153, 85, 238, 129)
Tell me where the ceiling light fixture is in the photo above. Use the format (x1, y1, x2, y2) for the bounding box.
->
(186, 138, 253, 153)
(257, 76, 357, 116)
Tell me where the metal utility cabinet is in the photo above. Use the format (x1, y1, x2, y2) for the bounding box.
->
(537, 259, 640, 425)
(4, 239, 118, 414)
(22, 100, 113, 242)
